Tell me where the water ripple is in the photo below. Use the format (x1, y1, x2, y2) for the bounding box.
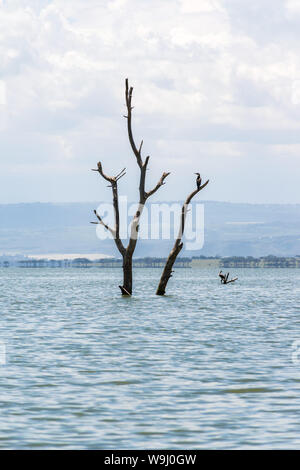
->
(0, 267, 300, 449)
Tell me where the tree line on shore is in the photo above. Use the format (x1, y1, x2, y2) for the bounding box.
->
(4, 255, 299, 269)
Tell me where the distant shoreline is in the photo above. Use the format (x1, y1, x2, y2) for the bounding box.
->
(1, 255, 300, 269)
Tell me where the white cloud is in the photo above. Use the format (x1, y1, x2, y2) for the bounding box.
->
(179, 0, 223, 13)
(0, 0, 299, 203)
(286, 0, 300, 16)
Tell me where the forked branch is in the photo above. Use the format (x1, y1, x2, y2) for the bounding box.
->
(146, 172, 170, 199)
(92, 162, 126, 257)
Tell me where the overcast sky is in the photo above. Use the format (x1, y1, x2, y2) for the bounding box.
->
(0, 0, 300, 204)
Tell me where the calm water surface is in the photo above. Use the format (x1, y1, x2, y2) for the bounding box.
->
(0, 267, 299, 449)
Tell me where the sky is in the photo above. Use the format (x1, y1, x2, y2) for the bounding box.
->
(0, 0, 300, 204)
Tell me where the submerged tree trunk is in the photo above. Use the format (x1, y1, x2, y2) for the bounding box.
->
(156, 243, 184, 296)
(156, 180, 209, 296)
(120, 255, 133, 295)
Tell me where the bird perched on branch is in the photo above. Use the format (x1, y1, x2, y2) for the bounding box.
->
(195, 172, 202, 190)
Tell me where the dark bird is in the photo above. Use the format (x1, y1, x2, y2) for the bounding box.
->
(195, 172, 202, 190)
(219, 270, 226, 283)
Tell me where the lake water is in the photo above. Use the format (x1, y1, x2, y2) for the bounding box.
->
(0, 267, 299, 449)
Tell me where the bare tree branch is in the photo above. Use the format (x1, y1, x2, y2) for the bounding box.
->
(146, 171, 171, 199)
(125, 78, 143, 168)
(224, 277, 238, 284)
(115, 168, 126, 180)
(156, 178, 209, 295)
(92, 161, 114, 183)
(111, 180, 126, 257)
(178, 179, 209, 238)
(92, 162, 126, 257)
(92, 210, 115, 236)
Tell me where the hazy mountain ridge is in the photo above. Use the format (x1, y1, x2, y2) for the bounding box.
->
(0, 201, 299, 257)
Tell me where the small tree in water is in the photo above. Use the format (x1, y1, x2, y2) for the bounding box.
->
(156, 178, 209, 296)
(92, 79, 170, 295)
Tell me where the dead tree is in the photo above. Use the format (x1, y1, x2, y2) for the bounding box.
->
(220, 272, 238, 284)
(156, 178, 209, 296)
(92, 79, 170, 296)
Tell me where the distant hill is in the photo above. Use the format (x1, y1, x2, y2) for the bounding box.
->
(0, 201, 299, 257)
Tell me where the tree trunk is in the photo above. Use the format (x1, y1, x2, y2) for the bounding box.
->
(156, 243, 183, 295)
(120, 255, 133, 295)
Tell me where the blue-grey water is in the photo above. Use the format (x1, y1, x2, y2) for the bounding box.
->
(0, 267, 299, 449)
